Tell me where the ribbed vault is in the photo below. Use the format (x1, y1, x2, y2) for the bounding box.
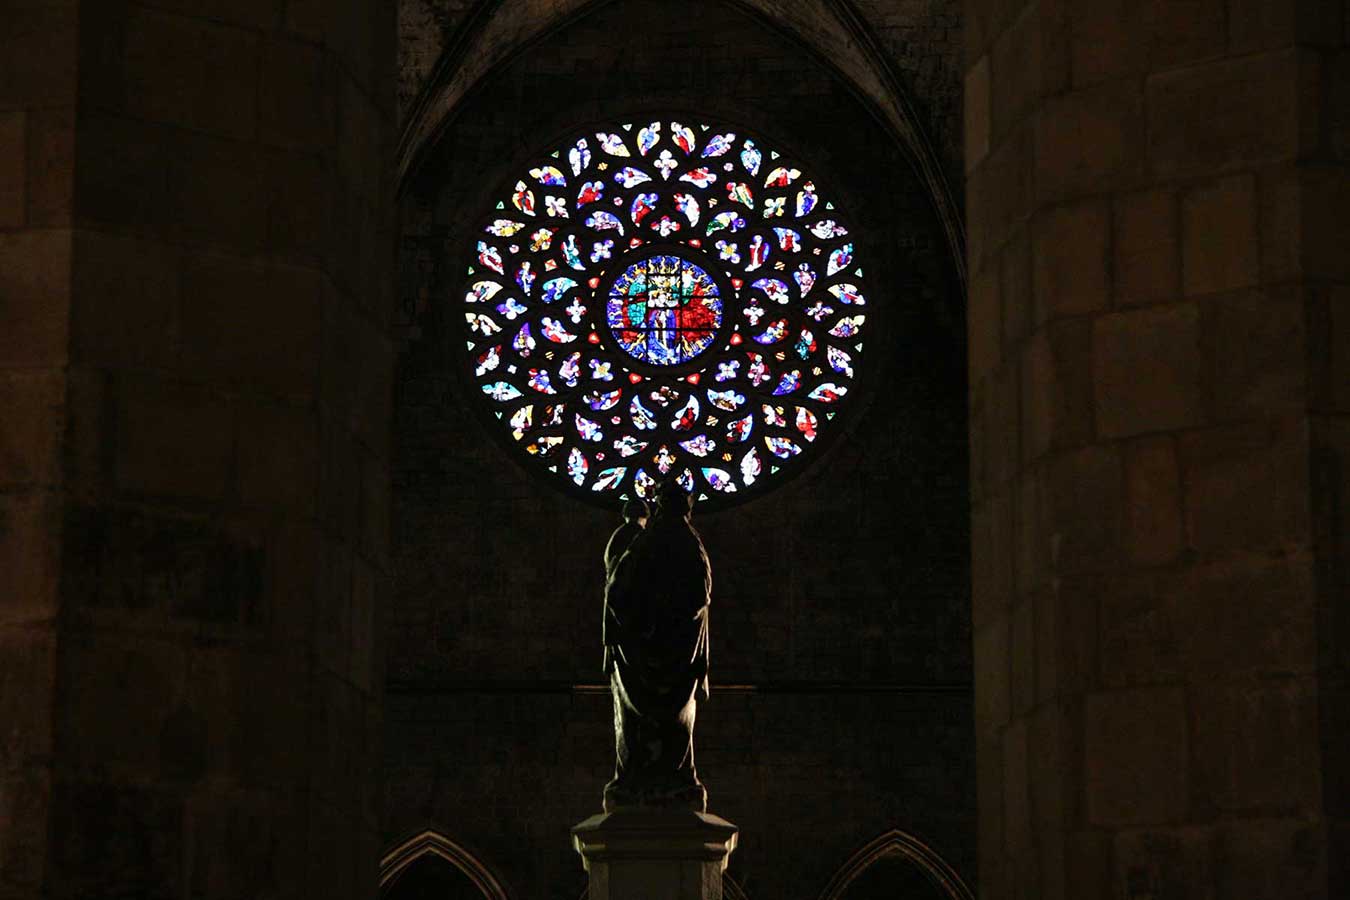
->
(396, 0, 964, 285)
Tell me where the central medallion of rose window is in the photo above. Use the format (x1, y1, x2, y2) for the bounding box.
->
(604, 254, 724, 367)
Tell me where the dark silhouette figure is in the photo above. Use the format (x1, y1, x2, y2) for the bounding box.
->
(604, 499, 649, 573)
(601, 482, 711, 811)
(603, 499, 648, 673)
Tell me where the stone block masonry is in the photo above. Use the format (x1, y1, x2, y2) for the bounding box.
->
(965, 0, 1350, 897)
(0, 1, 397, 897)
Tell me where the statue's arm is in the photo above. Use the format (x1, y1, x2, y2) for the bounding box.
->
(603, 540, 642, 669)
(603, 574, 625, 672)
(700, 543, 712, 697)
(602, 592, 610, 673)
(603, 524, 644, 671)
(695, 606, 710, 700)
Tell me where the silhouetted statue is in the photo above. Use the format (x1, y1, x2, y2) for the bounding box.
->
(602, 482, 711, 812)
(603, 499, 648, 673)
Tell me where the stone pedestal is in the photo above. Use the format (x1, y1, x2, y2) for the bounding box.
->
(572, 809, 738, 900)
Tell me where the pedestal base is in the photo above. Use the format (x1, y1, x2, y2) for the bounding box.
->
(572, 808, 738, 900)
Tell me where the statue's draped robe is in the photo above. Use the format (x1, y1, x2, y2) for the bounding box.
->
(602, 519, 644, 673)
(602, 509, 711, 810)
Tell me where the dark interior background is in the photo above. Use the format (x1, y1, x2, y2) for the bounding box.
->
(386, 2, 971, 897)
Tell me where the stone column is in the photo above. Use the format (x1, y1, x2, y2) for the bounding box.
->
(573, 809, 738, 900)
(0, 2, 396, 897)
(965, 1, 1348, 898)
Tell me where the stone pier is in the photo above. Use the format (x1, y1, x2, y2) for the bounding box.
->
(572, 809, 738, 900)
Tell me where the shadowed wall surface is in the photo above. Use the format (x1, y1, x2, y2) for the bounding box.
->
(1, 1, 397, 896)
(965, 0, 1350, 897)
(838, 856, 947, 900)
(384, 854, 486, 900)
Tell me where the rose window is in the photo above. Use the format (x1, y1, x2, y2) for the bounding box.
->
(460, 119, 867, 507)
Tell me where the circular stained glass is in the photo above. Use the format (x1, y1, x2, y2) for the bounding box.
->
(459, 119, 868, 507)
(605, 253, 725, 368)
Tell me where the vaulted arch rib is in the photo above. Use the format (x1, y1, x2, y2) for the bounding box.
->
(816, 829, 973, 900)
(395, 0, 965, 287)
(379, 829, 513, 900)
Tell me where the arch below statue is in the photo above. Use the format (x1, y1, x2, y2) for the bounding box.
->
(380, 829, 513, 900)
(816, 829, 973, 900)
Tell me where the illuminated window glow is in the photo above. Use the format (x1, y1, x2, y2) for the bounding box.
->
(460, 119, 869, 505)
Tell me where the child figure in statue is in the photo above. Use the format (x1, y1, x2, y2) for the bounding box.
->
(601, 482, 711, 812)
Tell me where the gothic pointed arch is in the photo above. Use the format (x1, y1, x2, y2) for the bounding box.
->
(396, 0, 964, 286)
(816, 830, 973, 900)
(379, 829, 513, 900)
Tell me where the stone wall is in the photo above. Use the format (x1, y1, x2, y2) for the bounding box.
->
(387, 1, 973, 899)
(0, 1, 398, 897)
(965, 0, 1349, 897)
(398, 0, 478, 118)
(851, 0, 965, 192)
(395, 0, 965, 194)
(0, 2, 77, 892)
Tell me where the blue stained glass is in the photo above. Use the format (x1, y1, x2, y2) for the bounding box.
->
(606, 255, 723, 366)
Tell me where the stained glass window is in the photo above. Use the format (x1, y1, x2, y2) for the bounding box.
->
(606, 254, 724, 366)
(459, 119, 868, 506)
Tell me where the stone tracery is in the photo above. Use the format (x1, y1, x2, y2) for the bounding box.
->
(460, 119, 869, 505)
